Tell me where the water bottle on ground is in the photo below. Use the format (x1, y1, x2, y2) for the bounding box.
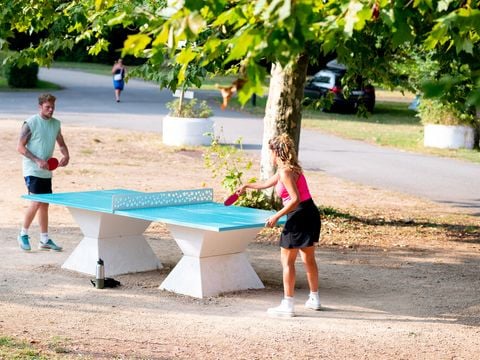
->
(96, 258, 105, 289)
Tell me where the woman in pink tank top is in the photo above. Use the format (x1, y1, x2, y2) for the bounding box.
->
(236, 133, 321, 317)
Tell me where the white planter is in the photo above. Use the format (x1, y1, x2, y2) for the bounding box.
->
(424, 124, 475, 149)
(162, 116, 214, 146)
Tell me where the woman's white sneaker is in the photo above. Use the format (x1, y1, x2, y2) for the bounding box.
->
(305, 296, 322, 310)
(267, 298, 295, 317)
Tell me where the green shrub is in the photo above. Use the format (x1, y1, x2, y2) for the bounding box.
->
(167, 98, 213, 118)
(204, 134, 272, 210)
(0, 51, 7, 67)
(417, 99, 477, 126)
(4, 62, 39, 88)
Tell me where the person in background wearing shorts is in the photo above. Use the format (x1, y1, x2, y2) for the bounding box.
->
(17, 93, 70, 252)
(236, 133, 321, 317)
(112, 58, 126, 102)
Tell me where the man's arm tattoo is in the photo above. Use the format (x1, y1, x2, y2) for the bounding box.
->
(18, 124, 38, 161)
(19, 124, 31, 142)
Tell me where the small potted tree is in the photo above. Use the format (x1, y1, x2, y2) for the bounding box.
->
(418, 99, 477, 149)
(155, 55, 215, 146)
(163, 94, 214, 146)
(127, 44, 215, 146)
(406, 54, 479, 150)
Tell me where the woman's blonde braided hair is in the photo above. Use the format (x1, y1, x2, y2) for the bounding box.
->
(268, 133, 302, 174)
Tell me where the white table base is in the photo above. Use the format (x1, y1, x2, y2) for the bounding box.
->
(62, 208, 163, 276)
(160, 225, 263, 298)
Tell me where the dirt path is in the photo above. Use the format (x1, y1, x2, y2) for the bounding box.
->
(1, 120, 479, 359)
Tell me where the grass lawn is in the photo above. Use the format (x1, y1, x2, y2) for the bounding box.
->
(0, 78, 60, 91)
(303, 101, 423, 149)
(0, 336, 66, 360)
(302, 101, 480, 163)
(51, 61, 112, 75)
(0, 61, 110, 90)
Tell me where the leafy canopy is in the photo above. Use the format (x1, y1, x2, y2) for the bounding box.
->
(1, 0, 479, 106)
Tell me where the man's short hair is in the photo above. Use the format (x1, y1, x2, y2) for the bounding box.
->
(38, 93, 56, 105)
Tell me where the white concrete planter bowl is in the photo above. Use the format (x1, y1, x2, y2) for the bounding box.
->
(423, 124, 475, 149)
(162, 116, 214, 146)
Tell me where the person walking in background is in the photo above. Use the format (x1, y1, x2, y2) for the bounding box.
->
(17, 93, 70, 252)
(236, 133, 321, 317)
(112, 58, 126, 102)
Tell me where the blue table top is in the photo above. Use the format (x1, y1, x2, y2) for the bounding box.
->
(23, 189, 285, 232)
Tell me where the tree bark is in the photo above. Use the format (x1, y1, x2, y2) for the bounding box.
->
(260, 53, 309, 208)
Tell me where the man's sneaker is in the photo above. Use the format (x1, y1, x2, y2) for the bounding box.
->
(305, 295, 322, 311)
(267, 299, 295, 317)
(38, 239, 63, 252)
(17, 234, 31, 251)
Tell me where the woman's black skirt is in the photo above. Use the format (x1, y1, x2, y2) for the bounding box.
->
(279, 198, 321, 249)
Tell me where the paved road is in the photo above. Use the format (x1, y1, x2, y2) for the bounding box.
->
(1, 68, 479, 215)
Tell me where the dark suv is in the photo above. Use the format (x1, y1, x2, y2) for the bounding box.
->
(304, 65, 375, 113)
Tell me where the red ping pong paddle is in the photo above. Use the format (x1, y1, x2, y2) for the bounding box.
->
(223, 192, 239, 206)
(47, 157, 59, 171)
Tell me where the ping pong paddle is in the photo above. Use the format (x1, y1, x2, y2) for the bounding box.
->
(223, 192, 239, 206)
(47, 157, 59, 171)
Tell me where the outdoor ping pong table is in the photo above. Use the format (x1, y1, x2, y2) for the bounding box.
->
(23, 188, 285, 298)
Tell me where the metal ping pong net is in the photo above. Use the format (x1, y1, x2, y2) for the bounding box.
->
(111, 188, 214, 212)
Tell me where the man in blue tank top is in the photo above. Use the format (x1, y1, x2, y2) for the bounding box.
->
(17, 94, 70, 251)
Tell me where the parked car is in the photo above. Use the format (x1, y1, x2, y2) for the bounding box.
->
(304, 65, 375, 113)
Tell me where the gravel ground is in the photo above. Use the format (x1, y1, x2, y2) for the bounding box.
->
(1, 120, 479, 359)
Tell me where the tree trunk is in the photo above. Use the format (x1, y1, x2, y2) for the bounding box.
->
(260, 53, 309, 208)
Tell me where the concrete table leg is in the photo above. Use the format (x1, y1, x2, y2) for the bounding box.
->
(62, 208, 162, 276)
(159, 225, 263, 298)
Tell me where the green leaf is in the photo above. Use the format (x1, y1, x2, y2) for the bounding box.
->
(95, 0, 115, 11)
(414, 0, 433, 9)
(237, 63, 266, 105)
(123, 34, 151, 57)
(87, 38, 109, 56)
(152, 25, 170, 47)
(224, 30, 259, 63)
(68, 22, 85, 33)
(107, 12, 127, 26)
(424, 23, 448, 50)
(176, 47, 197, 65)
(322, 31, 340, 54)
(184, 0, 204, 11)
(392, 17, 414, 46)
(212, 7, 246, 29)
(457, 39, 473, 54)
(421, 76, 457, 98)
